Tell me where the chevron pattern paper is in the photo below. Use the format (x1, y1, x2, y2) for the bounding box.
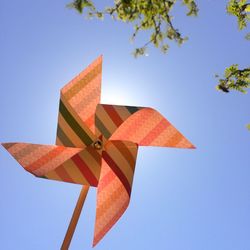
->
(1, 56, 195, 247)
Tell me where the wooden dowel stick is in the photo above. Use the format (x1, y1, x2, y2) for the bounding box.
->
(61, 185, 90, 250)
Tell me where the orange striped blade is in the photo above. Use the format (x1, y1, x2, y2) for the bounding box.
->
(56, 56, 103, 147)
(93, 140, 138, 246)
(1, 142, 102, 186)
(45, 145, 102, 186)
(1, 142, 81, 176)
(95, 104, 141, 140)
(109, 107, 195, 148)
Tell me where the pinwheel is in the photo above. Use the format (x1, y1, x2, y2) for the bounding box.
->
(1, 56, 195, 248)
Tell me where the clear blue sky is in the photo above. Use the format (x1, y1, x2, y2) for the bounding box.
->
(0, 0, 250, 249)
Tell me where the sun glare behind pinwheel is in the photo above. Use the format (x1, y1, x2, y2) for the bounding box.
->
(101, 79, 141, 107)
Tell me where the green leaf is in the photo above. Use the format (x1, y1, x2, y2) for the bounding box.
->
(216, 65, 250, 93)
(246, 32, 250, 40)
(67, 0, 198, 56)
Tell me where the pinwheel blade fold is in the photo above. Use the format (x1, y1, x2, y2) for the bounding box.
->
(95, 104, 141, 140)
(1, 143, 81, 177)
(110, 107, 195, 148)
(93, 140, 138, 246)
(56, 56, 103, 147)
(45, 145, 102, 186)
